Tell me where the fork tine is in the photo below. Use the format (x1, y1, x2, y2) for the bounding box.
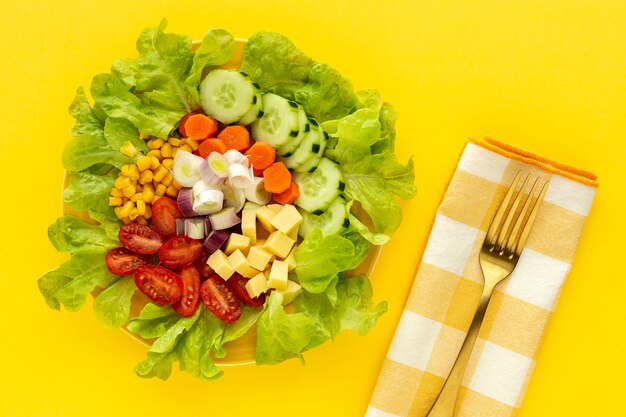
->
(508, 177, 540, 255)
(495, 173, 530, 252)
(514, 179, 550, 256)
(486, 171, 521, 247)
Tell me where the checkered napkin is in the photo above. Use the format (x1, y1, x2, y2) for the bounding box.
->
(366, 138, 598, 417)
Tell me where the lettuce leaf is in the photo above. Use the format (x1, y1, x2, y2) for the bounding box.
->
(47, 216, 118, 253)
(93, 276, 136, 328)
(103, 117, 148, 156)
(127, 303, 181, 339)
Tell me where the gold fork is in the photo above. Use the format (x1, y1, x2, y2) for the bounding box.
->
(426, 172, 550, 417)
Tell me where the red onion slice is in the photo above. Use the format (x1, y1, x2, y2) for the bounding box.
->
(203, 230, 229, 254)
(175, 218, 186, 235)
(209, 207, 241, 230)
(176, 188, 198, 217)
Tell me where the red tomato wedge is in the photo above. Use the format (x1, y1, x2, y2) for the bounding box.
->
(158, 235, 203, 268)
(134, 265, 182, 305)
(201, 275, 242, 324)
(151, 197, 183, 239)
(173, 264, 201, 317)
(193, 251, 214, 279)
(226, 273, 267, 308)
(118, 223, 162, 254)
(105, 247, 149, 276)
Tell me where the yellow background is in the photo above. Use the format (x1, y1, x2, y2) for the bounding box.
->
(0, 0, 624, 416)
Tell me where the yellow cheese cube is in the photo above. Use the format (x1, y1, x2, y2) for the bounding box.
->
(245, 272, 269, 299)
(256, 205, 276, 233)
(247, 245, 273, 271)
(284, 246, 297, 271)
(263, 231, 296, 258)
(277, 280, 303, 305)
(206, 250, 234, 280)
(228, 249, 259, 278)
(267, 260, 289, 290)
(267, 204, 283, 214)
(270, 204, 303, 235)
(241, 209, 257, 245)
(287, 224, 299, 241)
(225, 233, 251, 255)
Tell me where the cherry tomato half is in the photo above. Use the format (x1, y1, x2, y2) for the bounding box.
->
(151, 197, 183, 239)
(226, 273, 267, 308)
(134, 265, 182, 305)
(172, 264, 201, 317)
(201, 275, 242, 324)
(105, 247, 149, 276)
(158, 235, 203, 268)
(193, 250, 214, 279)
(118, 223, 162, 254)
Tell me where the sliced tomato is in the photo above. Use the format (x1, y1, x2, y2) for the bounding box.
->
(172, 264, 201, 317)
(201, 275, 242, 324)
(134, 265, 182, 305)
(118, 223, 162, 254)
(151, 197, 183, 239)
(226, 273, 267, 308)
(193, 250, 214, 279)
(105, 247, 149, 276)
(158, 235, 203, 268)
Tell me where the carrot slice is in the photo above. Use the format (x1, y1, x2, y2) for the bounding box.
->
(217, 125, 250, 152)
(263, 162, 292, 193)
(180, 114, 218, 140)
(273, 182, 300, 205)
(244, 141, 276, 171)
(198, 138, 227, 158)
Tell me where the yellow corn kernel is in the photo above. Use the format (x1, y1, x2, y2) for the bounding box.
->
(149, 155, 161, 169)
(134, 183, 143, 193)
(139, 132, 151, 141)
(129, 207, 139, 221)
(167, 137, 182, 147)
(114, 176, 133, 189)
(120, 164, 132, 177)
(130, 192, 143, 202)
(144, 204, 152, 219)
(142, 183, 155, 203)
(155, 183, 167, 196)
(110, 187, 123, 197)
(118, 201, 134, 219)
(147, 138, 164, 150)
(161, 158, 174, 170)
(136, 155, 152, 172)
(135, 216, 148, 225)
(153, 165, 169, 183)
(147, 149, 162, 161)
(172, 179, 182, 190)
(122, 197, 129, 204)
(120, 141, 138, 157)
(160, 142, 173, 158)
(136, 199, 146, 216)
(165, 185, 178, 197)
(179, 144, 193, 153)
(185, 138, 199, 151)
(138, 170, 153, 185)
(122, 185, 136, 198)
(161, 172, 174, 187)
(122, 217, 132, 224)
(127, 164, 140, 181)
(109, 196, 123, 206)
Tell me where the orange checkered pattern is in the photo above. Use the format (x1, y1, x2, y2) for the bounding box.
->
(366, 139, 597, 417)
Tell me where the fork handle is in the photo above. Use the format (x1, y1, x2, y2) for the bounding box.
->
(426, 284, 497, 417)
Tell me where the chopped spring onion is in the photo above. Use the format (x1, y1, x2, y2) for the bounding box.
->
(224, 149, 249, 165)
(172, 150, 204, 187)
(184, 218, 205, 239)
(243, 177, 271, 205)
(221, 180, 246, 212)
(200, 152, 230, 185)
(228, 163, 254, 189)
(209, 207, 241, 230)
(204, 230, 230, 254)
(193, 189, 224, 215)
(176, 188, 198, 217)
(175, 218, 186, 235)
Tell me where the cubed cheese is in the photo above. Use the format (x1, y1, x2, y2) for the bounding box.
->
(284, 246, 297, 271)
(277, 280, 303, 305)
(263, 230, 295, 258)
(247, 245, 273, 271)
(225, 233, 251, 255)
(206, 249, 234, 280)
(270, 204, 303, 235)
(287, 224, 299, 241)
(241, 209, 257, 244)
(228, 249, 259, 278)
(267, 260, 289, 290)
(245, 272, 269, 299)
(267, 204, 283, 214)
(256, 205, 276, 232)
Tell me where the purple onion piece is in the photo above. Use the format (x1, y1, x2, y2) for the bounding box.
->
(199, 154, 228, 185)
(176, 188, 198, 217)
(209, 207, 241, 230)
(175, 218, 185, 235)
(203, 230, 230, 254)
(204, 218, 212, 236)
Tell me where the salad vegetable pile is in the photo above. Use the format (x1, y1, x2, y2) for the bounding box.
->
(38, 20, 416, 380)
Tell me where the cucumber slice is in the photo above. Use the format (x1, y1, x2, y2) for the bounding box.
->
(293, 157, 344, 213)
(281, 122, 323, 169)
(250, 93, 300, 147)
(278, 107, 309, 157)
(238, 92, 263, 125)
(298, 196, 349, 238)
(200, 69, 257, 124)
(294, 128, 328, 173)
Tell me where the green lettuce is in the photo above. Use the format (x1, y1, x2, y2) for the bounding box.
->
(103, 117, 148, 156)
(47, 215, 118, 254)
(93, 276, 136, 328)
